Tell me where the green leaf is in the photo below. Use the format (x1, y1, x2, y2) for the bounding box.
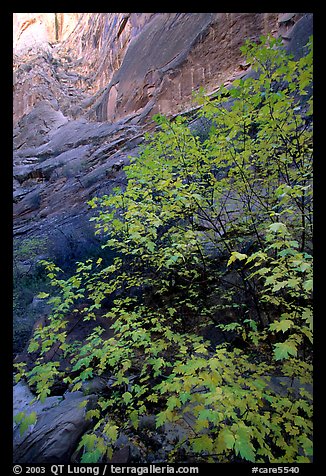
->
(192, 434, 213, 453)
(243, 319, 258, 331)
(269, 222, 288, 234)
(14, 412, 25, 424)
(81, 449, 102, 463)
(86, 409, 100, 420)
(129, 410, 139, 429)
(122, 391, 133, 404)
(272, 281, 288, 292)
(17, 412, 37, 436)
(216, 428, 236, 452)
(300, 435, 313, 456)
(198, 408, 214, 422)
(274, 340, 298, 360)
(37, 292, 49, 299)
(180, 392, 191, 404)
(147, 241, 155, 253)
(269, 319, 293, 333)
(227, 252, 248, 266)
(80, 368, 93, 380)
(26, 412, 37, 425)
(234, 426, 255, 462)
(28, 340, 39, 353)
(167, 395, 181, 410)
(165, 255, 180, 268)
(302, 308, 313, 331)
(156, 412, 166, 428)
(104, 423, 119, 442)
(78, 433, 96, 452)
(107, 447, 113, 460)
(147, 394, 159, 403)
(303, 279, 313, 292)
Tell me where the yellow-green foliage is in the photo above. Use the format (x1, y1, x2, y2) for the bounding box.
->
(15, 36, 313, 463)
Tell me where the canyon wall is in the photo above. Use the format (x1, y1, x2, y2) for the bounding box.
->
(13, 12, 313, 253)
(14, 13, 311, 125)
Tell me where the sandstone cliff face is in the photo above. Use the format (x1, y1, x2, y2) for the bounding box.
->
(14, 13, 310, 125)
(13, 12, 313, 250)
(13, 13, 80, 52)
(13, 13, 81, 123)
(88, 12, 281, 121)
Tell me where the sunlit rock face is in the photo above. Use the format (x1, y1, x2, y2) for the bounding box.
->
(85, 13, 281, 122)
(13, 13, 80, 53)
(13, 13, 81, 123)
(13, 13, 311, 126)
(49, 13, 283, 123)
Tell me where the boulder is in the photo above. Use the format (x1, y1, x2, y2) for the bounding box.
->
(80, 376, 108, 395)
(13, 382, 97, 463)
(286, 14, 313, 59)
(13, 101, 68, 150)
(266, 376, 313, 399)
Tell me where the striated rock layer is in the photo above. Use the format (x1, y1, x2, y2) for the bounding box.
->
(13, 12, 313, 255)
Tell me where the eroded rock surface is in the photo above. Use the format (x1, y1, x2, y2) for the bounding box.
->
(13, 382, 97, 463)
